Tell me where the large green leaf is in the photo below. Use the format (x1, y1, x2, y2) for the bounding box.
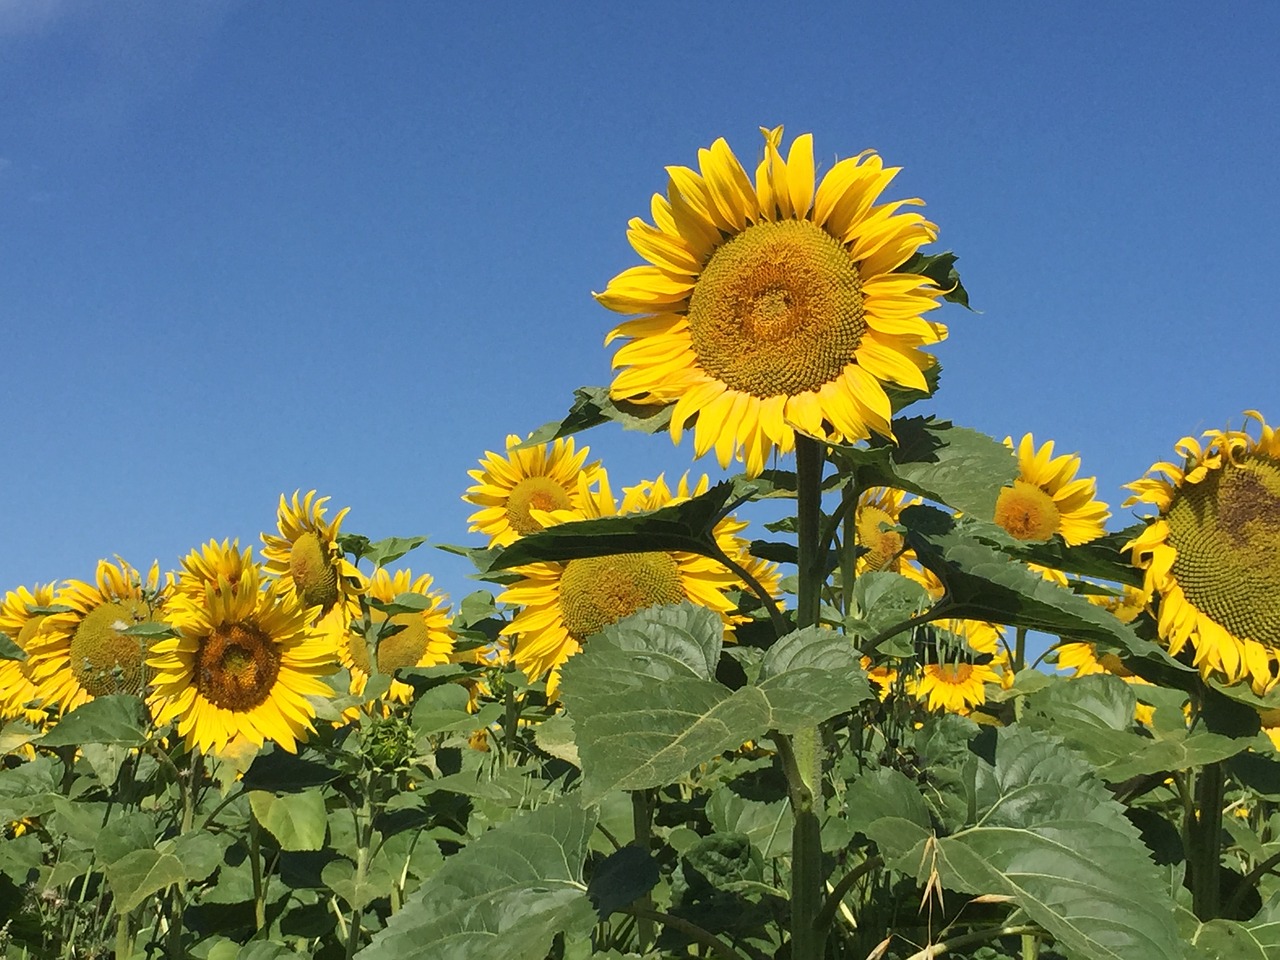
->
(561, 606, 868, 802)
(249, 788, 328, 852)
(522, 385, 674, 446)
(885, 728, 1183, 960)
(355, 801, 597, 960)
(836, 417, 1017, 517)
(488, 483, 735, 570)
(1020, 675, 1258, 781)
(38, 694, 151, 747)
(901, 506, 1187, 668)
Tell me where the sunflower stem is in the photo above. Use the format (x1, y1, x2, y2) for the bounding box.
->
(630, 789, 657, 951)
(1190, 759, 1226, 919)
(838, 480, 859, 621)
(788, 435, 828, 960)
(1013, 627, 1028, 674)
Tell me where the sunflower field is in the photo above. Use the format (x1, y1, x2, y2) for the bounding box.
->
(4, 128, 1280, 960)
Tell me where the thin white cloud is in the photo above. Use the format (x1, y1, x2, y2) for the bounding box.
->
(0, 0, 70, 37)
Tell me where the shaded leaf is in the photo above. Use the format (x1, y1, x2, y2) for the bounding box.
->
(104, 848, 188, 912)
(356, 801, 597, 960)
(898, 250, 970, 309)
(249, 789, 328, 851)
(843, 767, 931, 837)
(410, 683, 477, 737)
(39, 694, 150, 747)
(588, 845, 660, 918)
(0, 633, 26, 660)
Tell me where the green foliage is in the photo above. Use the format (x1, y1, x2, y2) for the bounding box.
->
(523, 385, 674, 446)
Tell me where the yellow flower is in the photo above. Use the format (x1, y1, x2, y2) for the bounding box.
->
(25, 560, 167, 714)
(1125, 411, 1280, 693)
(598, 126, 946, 476)
(335, 567, 456, 706)
(148, 564, 335, 757)
(173, 539, 257, 604)
(0, 583, 57, 725)
(910, 659, 1002, 715)
(464, 435, 604, 548)
(261, 490, 364, 616)
(499, 471, 779, 696)
(994, 434, 1110, 545)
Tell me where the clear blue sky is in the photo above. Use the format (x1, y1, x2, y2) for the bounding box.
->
(3, 2, 1278, 607)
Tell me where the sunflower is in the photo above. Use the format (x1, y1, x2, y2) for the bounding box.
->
(499, 470, 779, 695)
(24, 560, 167, 714)
(261, 490, 364, 615)
(335, 567, 456, 705)
(148, 565, 335, 757)
(464, 435, 604, 547)
(0, 583, 57, 728)
(909, 659, 1002, 715)
(173, 539, 257, 604)
(994, 434, 1110, 545)
(1125, 411, 1280, 693)
(597, 126, 946, 476)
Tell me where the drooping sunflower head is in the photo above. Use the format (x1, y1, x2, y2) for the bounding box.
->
(261, 490, 364, 615)
(24, 560, 167, 714)
(993, 434, 1110, 545)
(498, 468, 779, 695)
(0, 582, 57, 724)
(463, 435, 604, 547)
(337, 567, 456, 706)
(148, 564, 337, 757)
(598, 126, 947, 476)
(1125, 411, 1280, 693)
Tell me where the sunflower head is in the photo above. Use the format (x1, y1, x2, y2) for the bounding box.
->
(598, 126, 947, 476)
(994, 434, 1110, 545)
(463, 435, 603, 547)
(498, 468, 779, 695)
(24, 560, 167, 714)
(149, 564, 336, 757)
(261, 490, 364, 615)
(1125, 411, 1280, 693)
(337, 567, 456, 706)
(0, 582, 57, 723)
(174, 539, 257, 604)
(909, 659, 1001, 715)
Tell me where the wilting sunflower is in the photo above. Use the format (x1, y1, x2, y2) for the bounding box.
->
(148, 565, 335, 757)
(499, 470, 779, 695)
(994, 434, 1110, 545)
(24, 559, 167, 714)
(0, 583, 57, 725)
(464, 435, 604, 547)
(261, 490, 364, 616)
(909, 659, 1002, 715)
(335, 567, 455, 705)
(598, 126, 946, 476)
(1125, 411, 1280, 692)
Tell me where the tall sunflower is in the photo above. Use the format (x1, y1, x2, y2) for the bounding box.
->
(598, 127, 946, 476)
(499, 470, 779, 695)
(148, 565, 335, 757)
(0, 583, 57, 725)
(25, 559, 167, 714)
(261, 490, 364, 615)
(335, 567, 456, 705)
(1125, 411, 1280, 692)
(994, 434, 1110, 545)
(464, 435, 604, 548)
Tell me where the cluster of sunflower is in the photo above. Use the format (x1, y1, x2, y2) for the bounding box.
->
(0, 491, 457, 761)
(463, 434, 782, 697)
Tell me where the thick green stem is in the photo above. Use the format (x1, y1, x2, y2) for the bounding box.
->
(1190, 760, 1226, 920)
(631, 790, 657, 951)
(249, 814, 266, 933)
(839, 481, 859, 620)
(1013, 627, 1028, 674)
(788, 436, 828, 960)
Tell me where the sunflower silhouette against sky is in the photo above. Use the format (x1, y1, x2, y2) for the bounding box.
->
(464, 435, 604, 548)
(261, 490, 364, 616)
(25, 559, 167, 714)
(1126, 411, 1280, 693)
(148, 564, 336, 757)
(597, 126, 946, 476)
(499, 470, 778, 695)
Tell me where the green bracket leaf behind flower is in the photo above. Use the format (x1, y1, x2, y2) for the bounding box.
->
(521, 385, 675, 447)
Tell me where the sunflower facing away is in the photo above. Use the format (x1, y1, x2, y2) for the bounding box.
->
(0, 583, 57, 726)
(25, 559, 167, 714)
(261, 490, 364, 616)
(463, 435, 604, 547)
(597, 126, 947, 476)
(993, 434, 1110, 546)
(335, 567, 456, 705)
(499, 470, 779, 695)
(1125, 411, 1280, 693)
(148, 564, 336, 757)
